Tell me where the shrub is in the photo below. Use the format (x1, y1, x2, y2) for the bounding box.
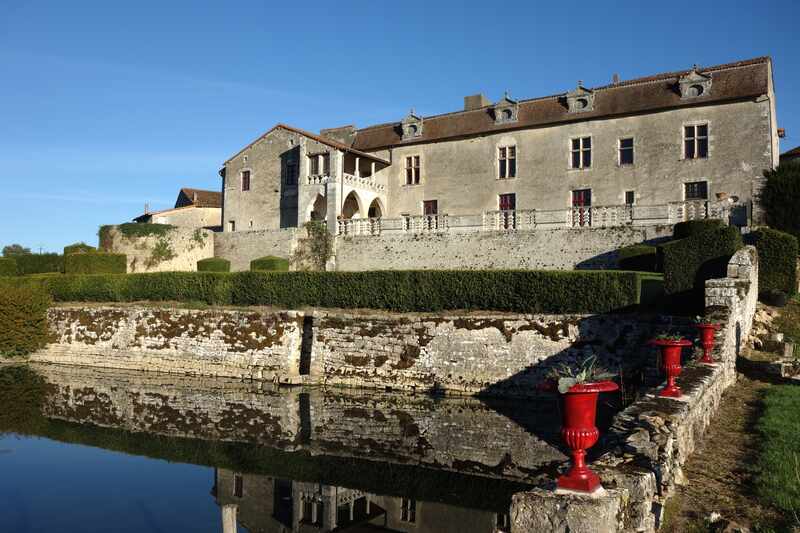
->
(197, 258, 231, 272)
(0, 284, 51, 357)
(747, 227, 798, 295)
(0, 258, 17, 276)
(64, 242, 96, 255)
(760, 163, 800, 247)
(251, 256, 290, 272)
(661, 226, 743, 309)
(15, 254, 64, 275)
(673, 219, 724, 240)
(617, 244, 658, 272)
(64, 253, 127, 274)
(0, 270, 652, 314)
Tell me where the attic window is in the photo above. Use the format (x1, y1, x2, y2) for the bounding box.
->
(401, 110, 424, 140)
(493, 93, 519, 125)
(679, 67, 712, 99)
(565, 83, 595, 113)
(502, 109, 513, 120)
(688, 85, 704, 97)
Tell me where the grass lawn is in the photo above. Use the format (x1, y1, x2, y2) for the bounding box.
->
(756, 384, 800, 520)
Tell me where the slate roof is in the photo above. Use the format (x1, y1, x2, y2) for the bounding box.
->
(347, 57, 771, 151)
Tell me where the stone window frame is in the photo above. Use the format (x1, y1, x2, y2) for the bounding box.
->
(568, 135, 592, 170)
(307, 151, 332, 177)
(618, 137, 635, 167)
(404, 154, 422, 186)
(497, 144, 517, 180)
(681, 120, 711, 161)
(400, 498, 417, 523)
(240, 168, 252, 192)
(682, 178, 711, 201)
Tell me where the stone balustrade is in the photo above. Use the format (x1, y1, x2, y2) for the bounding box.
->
(341, 172, 385, 192)
(336, 200, 734, 236)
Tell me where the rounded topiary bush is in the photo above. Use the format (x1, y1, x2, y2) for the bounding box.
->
(197, 258, 231, 272)
(673, 219, 724, 240)
(0, 284, 51, 357)
(250, 256, 289, 272)
(0, 257, 17, 276)
(617, 244, 658, 272)
(64, 242, 96, 255)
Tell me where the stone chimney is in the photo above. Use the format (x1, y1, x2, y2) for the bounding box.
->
(612, 73, 620, 84)
(464, 94, 491, 111)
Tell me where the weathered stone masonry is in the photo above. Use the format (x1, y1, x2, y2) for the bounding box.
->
(33, 305, 659, 399)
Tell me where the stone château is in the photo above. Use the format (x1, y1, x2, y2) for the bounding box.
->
(219, 56, 779, 235)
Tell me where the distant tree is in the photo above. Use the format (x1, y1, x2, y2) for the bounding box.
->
(761, 163, 800, 249)
(2, 244, 31, 257)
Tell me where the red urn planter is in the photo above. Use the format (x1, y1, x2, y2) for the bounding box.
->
(557, 380, 619, 493)
(650, 339, 692, 398)
(695, 323, 720, 364)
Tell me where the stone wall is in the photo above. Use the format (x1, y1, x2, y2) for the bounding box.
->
(213, 227, 298, 271)
(510, 246, 759, 533)
(102, 225, 214, 273)
(334, 225, 673, 271)
(31, 305, 658, 399)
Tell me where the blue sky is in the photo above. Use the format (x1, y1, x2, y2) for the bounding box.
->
(0, 0, 798, 252)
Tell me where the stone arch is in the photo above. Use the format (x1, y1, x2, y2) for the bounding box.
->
(309, 194, 327, 222)
(341, 191, 363, 219)
(367, 198, 384, 219)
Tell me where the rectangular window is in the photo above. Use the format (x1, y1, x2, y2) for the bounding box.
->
(241, 170, 251, 191)
(498, 146, 517, 179)
(401, 498, 417, 523)
(684, 181, 708, 200)
(571, 137, 591, 169)
(405, 156, 421, 185)
(228, 220, 236, 232)
(233, 473, 243, 498)
(309, 155, 320, 175)
(684, 124, 709, 159)
(499, 193, 516, 211)
(619, 138, 634, 165)
(625, 190, 635, 205)
(322, 153, 330, 175)
(423, 200, 438, 215)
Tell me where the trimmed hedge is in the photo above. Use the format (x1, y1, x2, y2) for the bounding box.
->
(661, 226, 743, 307)
(197, 258, 231, 272)
(0, 258, 17, 276)
(251, 256, 290, 272)
(617, 244, 658, 272)
(64, 242, 96, 255)
(1, 270, 652, 314)
(15, 254, 64, 275)
(761, 163, 800, 247)
(0, 284, 51, 357)
(747, 228, 798, 295)
(673, 219, 724, 240)
(64, 253, 127, 275)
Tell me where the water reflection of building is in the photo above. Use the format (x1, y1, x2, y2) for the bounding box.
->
(213, 469, 510, 533)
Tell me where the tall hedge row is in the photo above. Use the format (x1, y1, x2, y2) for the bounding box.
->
(747, 228, 798, 295)
(661, 226, 743, 306)
(0, 284, 51, 357)
(0, 258, 17, 276)
(0, 270, 649, 314)
(64, 253, 127, 275)
(14, 254, 64, 275)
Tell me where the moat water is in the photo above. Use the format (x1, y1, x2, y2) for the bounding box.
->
(0, 363, 621, 533)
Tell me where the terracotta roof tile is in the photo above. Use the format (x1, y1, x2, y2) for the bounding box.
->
(176, 188, 222, 208)
(351, 57, 771, 151)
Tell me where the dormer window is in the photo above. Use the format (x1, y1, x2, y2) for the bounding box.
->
(401, 110, 423, 140)
(566, 83, 595, 113)
(679, 67, 712, 99)
(493, 93, 519, 125)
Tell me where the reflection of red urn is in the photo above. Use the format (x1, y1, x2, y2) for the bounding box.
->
(558, 381, 619, 493)
(695, 323, 720, 364)
(650, 339, 692, 397)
